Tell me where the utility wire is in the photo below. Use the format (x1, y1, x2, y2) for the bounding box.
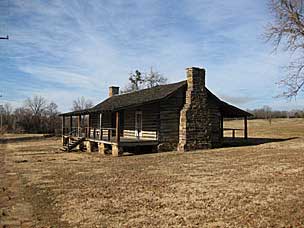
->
(0, 0, 9, 39)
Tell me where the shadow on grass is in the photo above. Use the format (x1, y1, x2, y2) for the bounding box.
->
(122, 145, 158, 156)
(69, 137, 300, 156)
(121, 138, 300, 156)
(221, 137, 299, 148)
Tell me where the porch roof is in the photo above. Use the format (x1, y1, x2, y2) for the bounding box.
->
(207, 89, 252, 118)
(60, 80, 252, 118)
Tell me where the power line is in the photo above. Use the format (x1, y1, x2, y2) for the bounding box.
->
(0, 35, 8, 39)
(0, 0, 9, 40)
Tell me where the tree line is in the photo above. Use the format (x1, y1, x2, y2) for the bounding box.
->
(248, 106, 304, 119)
(0, 96, 93, 135)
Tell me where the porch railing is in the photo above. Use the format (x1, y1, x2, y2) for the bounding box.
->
(64, 127, 158, 142)
(223, 128, 243, 139)
(63, 127, 82, 137)
(85, 127, 117, 141)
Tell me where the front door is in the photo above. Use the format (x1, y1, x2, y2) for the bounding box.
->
(135, 111, 142, 139)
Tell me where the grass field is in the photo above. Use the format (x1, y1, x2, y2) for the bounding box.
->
(0, 133, 44, 139)
(1, 118, 304, 227)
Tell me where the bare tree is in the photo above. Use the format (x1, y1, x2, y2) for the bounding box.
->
(266, 0, 304, 97)
(45, 102, 61, 134)
(2, 103, 13, 132)
(3, 103, 12, 116)
(144, 67, 167, 88)
(122, 68, 168, 93)
(20, 96, 62, 133)
(24, 95, 47, 116)
(122, 70, 144, 93)
(263, 105, 273, 124)
(45, 102, 59, 117)
(23, 96, 48, 133)
(72, 96, 93, 111)
(14, 107, 32, 133)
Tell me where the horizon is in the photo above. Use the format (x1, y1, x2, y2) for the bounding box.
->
(1, 0, 304, 112)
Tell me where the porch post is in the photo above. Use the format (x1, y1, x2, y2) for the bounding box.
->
(88, 114, 91, 138)
(116, 111, 120, 144)
(62, 115, 66, 146)
(99, 113, 102, 128)
(244, 116, 248, 139)
(62, 115, 65, 135)
(99, 113, 103, 140)
(220, 115, 224, 139)
(69, 116, 73, 134)
(78, 115, 81, 137)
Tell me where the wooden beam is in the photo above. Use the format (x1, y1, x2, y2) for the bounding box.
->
(70, 116, 73, 134)
(88, 114, 91, 138)
(88, 114, 91, 128)
(99, 113, 103, 128)
(116, 111, 120, 144)
(62, 116, 65, 135)
(99, 113, 103, 140)
(108, 130, 111, 141)
(78, 115, 81, 137)
(220, 115, 224, 139)
(244, 116, 248, 139)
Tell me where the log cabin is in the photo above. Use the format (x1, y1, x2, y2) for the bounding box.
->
(59, 67, 252, 156)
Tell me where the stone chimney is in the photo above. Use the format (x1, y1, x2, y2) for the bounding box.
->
(185, 67, 205, 93)
(109, 86, 119, 97)
(178, 67, 212, 151)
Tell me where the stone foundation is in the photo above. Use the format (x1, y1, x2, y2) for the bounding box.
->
(98, 143, 106, 155)
(112, 145, 123, 157)
(85, 141, 94, 152)
(157, 143, 177, 152)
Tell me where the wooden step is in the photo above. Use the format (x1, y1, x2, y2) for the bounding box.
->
(62, 137, 85, 152)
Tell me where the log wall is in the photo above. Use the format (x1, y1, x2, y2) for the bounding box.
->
(159, 86, 186, 143)
(90, 112, 112, 128)
(124, 102, 160, 131)
(207, 96, 221, 144)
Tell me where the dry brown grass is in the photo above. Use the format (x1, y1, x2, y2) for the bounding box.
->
(0, 133, 44, 139)
(1, 118, 304, 227)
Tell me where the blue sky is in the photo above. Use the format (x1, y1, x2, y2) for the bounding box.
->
(0, 0, 303, 112)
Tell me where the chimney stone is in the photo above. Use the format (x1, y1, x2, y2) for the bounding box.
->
(186, 67, 205, 92)
(178, 67, 214, 151)
(109, 86, 119, 97)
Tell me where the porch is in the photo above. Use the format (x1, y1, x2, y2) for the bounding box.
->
(61, 108, 159, 155)
(63, 127, 159, 147)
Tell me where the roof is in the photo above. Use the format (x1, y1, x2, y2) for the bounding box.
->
(206, 88, 252, 118)
(60, 80, 252, 117)
(60, 81, 187, 116)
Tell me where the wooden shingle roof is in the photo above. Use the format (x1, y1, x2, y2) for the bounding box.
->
(60, 80, 251, 117)
(60, 81, 186, 116)
(92, 81, 186, 112)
